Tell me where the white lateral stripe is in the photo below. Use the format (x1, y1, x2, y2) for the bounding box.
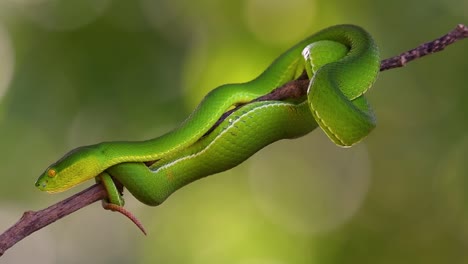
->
(152, 101, 304, 174)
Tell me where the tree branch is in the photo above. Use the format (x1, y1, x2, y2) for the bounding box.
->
(0, 23, 466, 257)
(380, 24, 468, 71)
(0, 184, 107, 256)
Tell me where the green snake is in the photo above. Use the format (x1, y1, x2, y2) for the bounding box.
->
(35, 24, 380, 231)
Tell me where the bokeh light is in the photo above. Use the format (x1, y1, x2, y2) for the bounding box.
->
(0, 23, 14, 103)
(0, 0, 467, 263)
(248, 132, 370, 235)
(182, 36, 273, 109)
(67, 105, 115, 147)
(435, 136, 468, 222)
(139, 170, 319, 264)
(12, 0, 111, 31)
(236, 259, 285, 264)
(244, 0, 316, 45)
(140, 0, 188, 39)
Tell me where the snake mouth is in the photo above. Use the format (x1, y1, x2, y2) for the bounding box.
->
(35, 179, 58, 193)
(35, 176, 47, 190)
(35, 179, 73, 193)
(35, 170, 84, 193)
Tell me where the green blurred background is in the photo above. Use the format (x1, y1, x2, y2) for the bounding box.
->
(0, 0, 467, 263)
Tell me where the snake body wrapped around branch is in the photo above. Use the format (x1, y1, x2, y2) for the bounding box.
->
(35, 25, 380, 225)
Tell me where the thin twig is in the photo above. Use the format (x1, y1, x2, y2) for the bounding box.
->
(380, 24, 468, 71)
(0, 23, 466, 257)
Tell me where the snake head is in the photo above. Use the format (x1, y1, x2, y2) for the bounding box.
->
(35, 145, 104, 193)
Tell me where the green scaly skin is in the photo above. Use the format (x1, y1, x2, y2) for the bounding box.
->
(35, 24, 380, 210)
(106, 100, 317, 205)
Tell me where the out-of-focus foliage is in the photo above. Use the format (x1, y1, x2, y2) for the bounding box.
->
(0, 0, 466, 263)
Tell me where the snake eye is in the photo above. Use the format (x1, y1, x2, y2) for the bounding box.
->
(47, 169, 57, 178)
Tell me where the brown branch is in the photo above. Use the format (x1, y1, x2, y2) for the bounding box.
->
(0, 184, 107, 256)
(0, 23, 466, 257)
(380, 24, 468, 71)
